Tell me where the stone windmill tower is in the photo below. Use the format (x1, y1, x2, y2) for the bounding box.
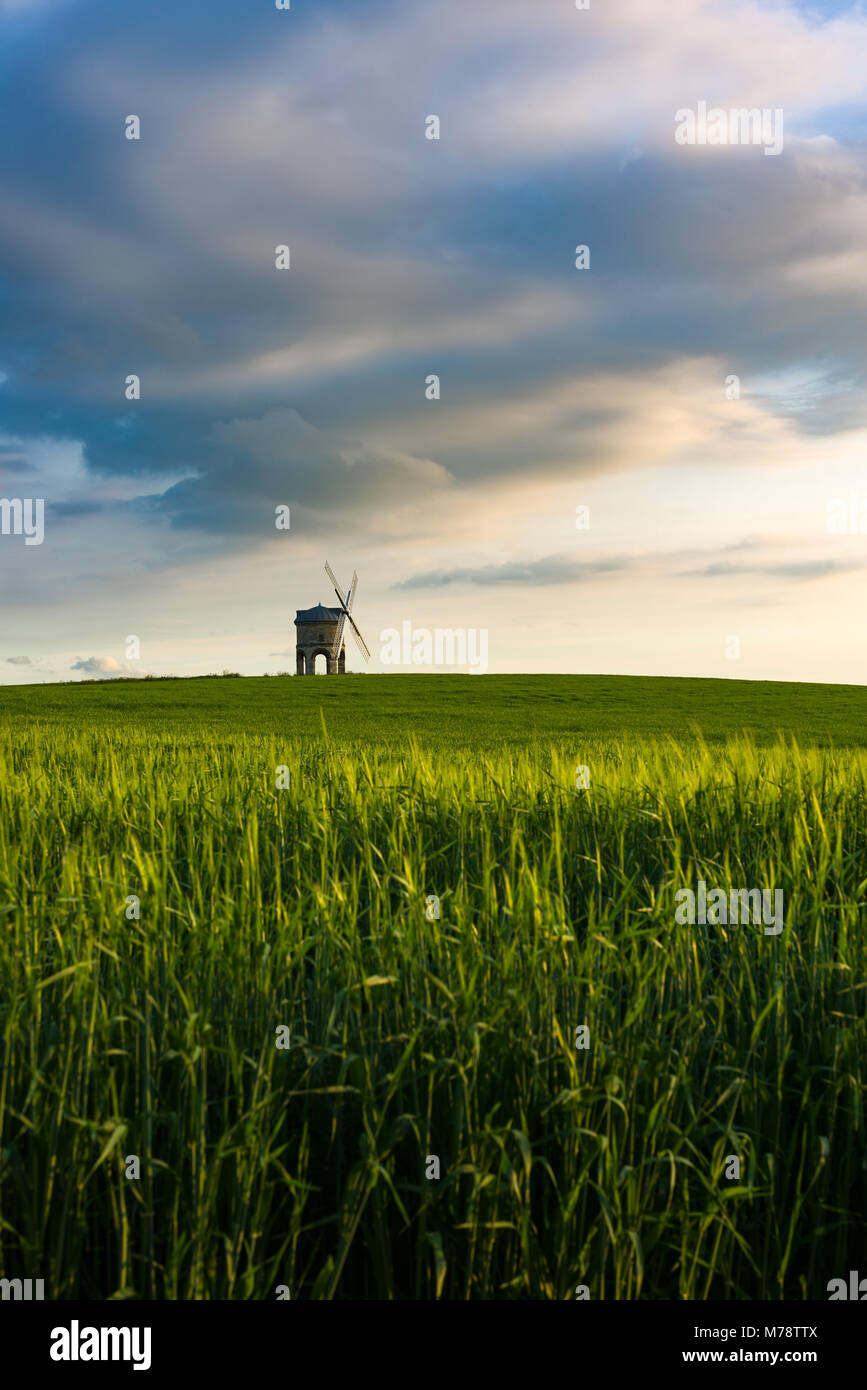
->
(294, 562, 371, 675)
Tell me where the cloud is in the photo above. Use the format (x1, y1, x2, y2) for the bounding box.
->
(1, 0, 866, 593)
(690, 557, 867, 581)
(396, 553, 633, 589)
(141, 407, 452, 539)
(400, 536, 867, 593)
(70, 655, 139, 677)
(5, 654, 54, 674)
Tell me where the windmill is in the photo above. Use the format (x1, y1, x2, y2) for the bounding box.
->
(325, 562, 372, 668)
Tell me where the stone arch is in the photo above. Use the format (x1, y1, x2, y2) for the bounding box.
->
(309, 647, 336, 675)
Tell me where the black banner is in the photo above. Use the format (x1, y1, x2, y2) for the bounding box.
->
(2, 1300, 862, 1376)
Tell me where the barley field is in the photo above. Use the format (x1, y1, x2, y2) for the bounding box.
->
(1, 675, 865, 1299)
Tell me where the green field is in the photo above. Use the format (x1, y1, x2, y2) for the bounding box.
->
(5, 671, 867, 748)
(1, 674, 865, 1299)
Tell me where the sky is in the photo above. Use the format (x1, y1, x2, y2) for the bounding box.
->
(2, 0, 867, 684)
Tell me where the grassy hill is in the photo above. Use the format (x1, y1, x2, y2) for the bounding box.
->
(2, 672, 865, 748)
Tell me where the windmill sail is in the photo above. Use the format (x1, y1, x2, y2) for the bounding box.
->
(323, 561, 371, 664)
(346, 614, 371, 661)
(331, 611, 347, 659)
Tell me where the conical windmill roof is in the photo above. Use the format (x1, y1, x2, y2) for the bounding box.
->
(295, 603, 343, 623)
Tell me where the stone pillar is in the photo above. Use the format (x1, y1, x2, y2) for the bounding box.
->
(338, 647, 346, 674)
(296, 648, 305, 676)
